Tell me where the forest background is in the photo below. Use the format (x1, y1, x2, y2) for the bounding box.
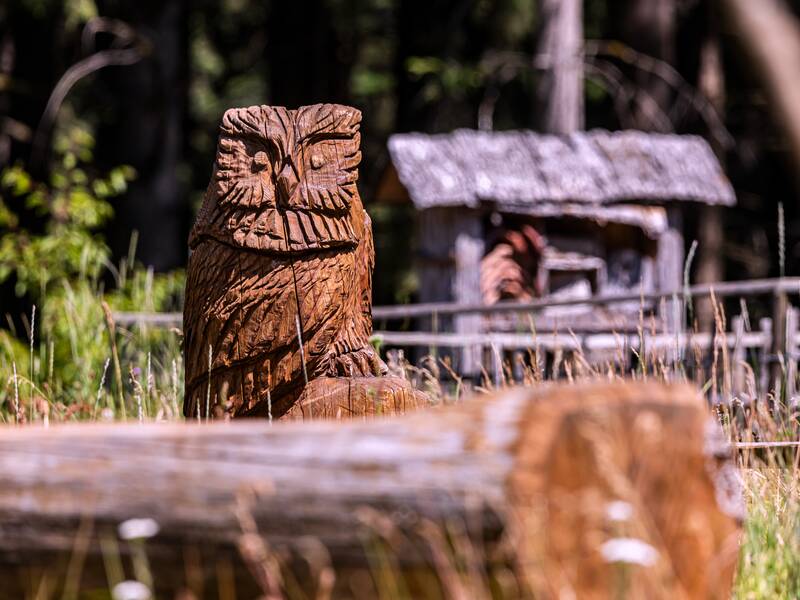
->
(1, 0, 798, 325)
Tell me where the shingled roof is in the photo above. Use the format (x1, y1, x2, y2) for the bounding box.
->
(387, 129, 735, 210)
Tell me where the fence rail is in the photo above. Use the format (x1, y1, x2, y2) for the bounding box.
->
(372, 330, 771, 351)
(112, 277, 800, 396)
(113, 277, 800, 327)
(371, 277, 800, 320)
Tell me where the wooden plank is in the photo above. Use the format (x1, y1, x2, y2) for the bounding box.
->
(771, 288, 789, 396)
(485, 310, 653, 334)
(657, 206, 685, 333)
(0, 382, 741, 598)
(415, 207, 485, 375)
(452, 210, 485, 375)
(759, 317, 772, 396)
(735, 441, 800, 449)
(112, 277, 800, 326)
(372, 276, 800, 319)
(731, 315, 746, 396)
(786, 306, 798, 400)
(374, 330, 770, 352)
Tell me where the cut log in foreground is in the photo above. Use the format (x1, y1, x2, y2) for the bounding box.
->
(0, 382, 742, 599)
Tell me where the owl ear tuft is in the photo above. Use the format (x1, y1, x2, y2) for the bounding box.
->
(330, 104, 362, 133)
(332, 104, 361, 123)
(292, 103, 361, 141)
(219, 105, 267, 137)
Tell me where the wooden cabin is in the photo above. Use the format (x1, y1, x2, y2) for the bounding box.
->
(377, 129, 735, 373)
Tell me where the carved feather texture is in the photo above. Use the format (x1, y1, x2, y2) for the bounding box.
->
(190, 104, 362, 253)
(184, 104, 386, 419)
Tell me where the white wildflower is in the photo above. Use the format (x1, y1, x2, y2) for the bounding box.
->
(112, 580, 152, 600)
(600, 537, 659, 567)
(605, 500, 634, 522)
(118, 518, 160, 540)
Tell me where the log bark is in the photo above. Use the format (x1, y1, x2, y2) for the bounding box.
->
(0, 382, 741, 598)
(718, 0, 800, 177)
(696, 3, 726, 331)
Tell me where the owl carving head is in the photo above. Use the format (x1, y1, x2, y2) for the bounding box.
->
(190, 104, 364, 254)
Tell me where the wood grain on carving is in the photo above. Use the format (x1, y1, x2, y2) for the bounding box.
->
(184, 104, 415, 418)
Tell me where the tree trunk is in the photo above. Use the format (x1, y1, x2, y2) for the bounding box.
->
(717, 0, 800, 177)
(608, 0, 677, 131)
(0, 382, 741, 598)
(96, 0, 190, 272)
(696, 3, 727, 331)
(535, 0, 584, 133)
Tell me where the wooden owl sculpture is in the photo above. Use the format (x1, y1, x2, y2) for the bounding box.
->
(184, 104, 419, 419)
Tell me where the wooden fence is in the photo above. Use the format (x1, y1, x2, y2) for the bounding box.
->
(113, 277, 800, 397)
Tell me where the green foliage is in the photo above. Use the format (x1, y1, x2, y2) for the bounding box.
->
(351, 67, 394, 98)
(406, 57, 484, 103)
(63, 0, 98, 29)
(0, 263, 184, 424)
(0, 118, 183, 423)
(16, 0, 97, 29)
(0, 121, 134, 298)
(735, 468, 800, 599)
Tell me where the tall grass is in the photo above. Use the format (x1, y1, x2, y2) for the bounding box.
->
(0, 261, 799, 597)
(734, 462, 800, 599)
(0, 258, 184, 424)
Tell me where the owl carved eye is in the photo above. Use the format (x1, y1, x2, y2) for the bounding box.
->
(252, 151, 270, 170)
(310, 153, 325, 169)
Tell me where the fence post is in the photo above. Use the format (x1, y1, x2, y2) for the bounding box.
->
(657, 206, 685, 336)
(785, 306, 798, 401)
(731, 315, 745, 397)
(771, 286, 788, 397)
(759, 317, 772, 397)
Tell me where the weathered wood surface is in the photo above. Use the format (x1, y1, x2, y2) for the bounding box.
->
(416, 207, 485, 375)
(283, 375, 428, 419)
(0, 382, 741, 598)
(114, 276, 800, 326)
(374, 329, 769, 352)
(372, 276, 800, 319)
(657, 205, 684, 333)
(386, 130, 734, 211)
(184, 103, 418, 419)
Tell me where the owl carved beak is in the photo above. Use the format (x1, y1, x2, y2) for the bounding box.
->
(276, 159, 300, 207)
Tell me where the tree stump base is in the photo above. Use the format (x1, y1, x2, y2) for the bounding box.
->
(285, 376, 429, 419)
